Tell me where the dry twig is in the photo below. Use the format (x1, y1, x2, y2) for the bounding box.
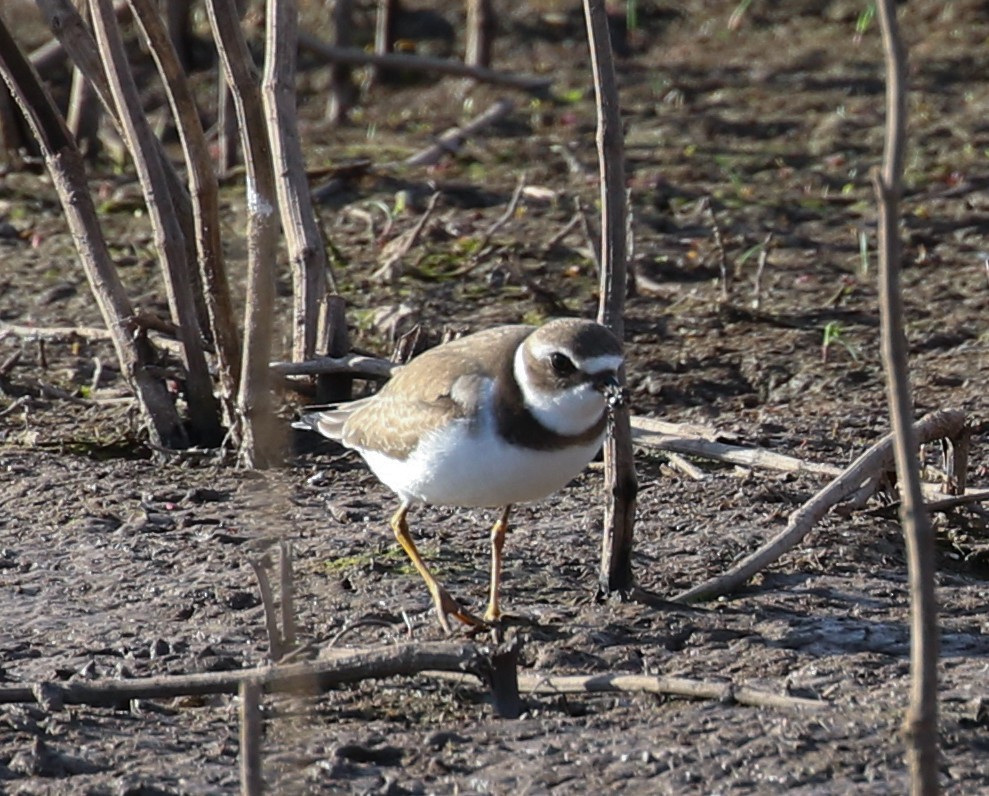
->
(128, 0, 241, 411)
(372, 192, 441, 282)
(262, 0, 334, 364)
(707, 198, 730, 301)
(518, 672, 825, 712)
(0, 643, 500, 706)
(250, 557, 286, 662)
(404, 99, 515, 167)
(751, 232, 773, 310)
(448, 174, 527, 278)
(91, 0, 222, 445)
(239, 679, 263, 796)
(584, 0, 638, 598)
(299, 35, 551, 94)
(632, 416, 843, 479)
(206, 0, 282, 466)
(426, 668, 825, 712)
(0, 13, 186, 448)
(674, 409, 966, 604)
(873, 2, 939, 791)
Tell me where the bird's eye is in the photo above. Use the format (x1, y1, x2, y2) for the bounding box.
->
(550, 352, 577, 376)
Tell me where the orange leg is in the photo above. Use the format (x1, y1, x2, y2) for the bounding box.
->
(484, 505, 512, 623)
(390, 502, 484, 633)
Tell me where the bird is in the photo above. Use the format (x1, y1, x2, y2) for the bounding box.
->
(294, 318, 626, 632)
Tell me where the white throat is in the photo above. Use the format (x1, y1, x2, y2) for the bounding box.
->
(513, 345, 606, 436)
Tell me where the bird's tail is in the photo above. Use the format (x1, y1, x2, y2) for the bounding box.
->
(292, 400, 371, 442)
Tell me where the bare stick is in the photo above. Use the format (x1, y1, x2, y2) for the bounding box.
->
(637, 414, 981, 508)
(485, 630, 521, 719)
(518, 672, 825, 712)
(65, 0, 100, 158)
(404, 98, 514, 167)
(216, 60, 238, 174)
(707, 198, 730, 301)
(299, 35, 551, 94)
(0, 643, 495, 705)
(946, 426, 970, 496)
(576, 196, 601, 273)
(752, 232, 773, 310)
(239, 679, 263, 796)
(544, 212, 582, 252)
(91, 0, 223, 446)
(675, 409, 965, 604)
(314, 295, 352, 403)
(465, 0, 494, 68)
(449, 174, 527, 277)
(0, 642, 818, 716)
(873, 2, 939, 792)
(0, 82, 25, 170)
(36, 0, 197, 262)
(278, 541, 297, 650)
(0, 349, 21, 378)
(206, 0, 282, 467)
(326, 0, 354, 124)
(427, 667, 824, 712)
(262, 0, 332, 365)
(371, 0, 396, 85)
(29, 0, 130, 76)
(128, 0, 242, 418)
(584, 0, 638, 598)
(632, 416, 844, 478)
(0, 16, 186, 448)
(372, 191, 441, 282)
(250, 558, 285, 662)
(1, 321, 115, 342)
(664, 451, 707, 481)
(474, 173, 526, 255)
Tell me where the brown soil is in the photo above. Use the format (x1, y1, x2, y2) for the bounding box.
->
(3, 0, 989, 793)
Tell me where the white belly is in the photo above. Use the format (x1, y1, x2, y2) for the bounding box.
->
(358, 418, 603, 507)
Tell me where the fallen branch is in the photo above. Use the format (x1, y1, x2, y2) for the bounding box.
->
(674, 408, 967, 603)
(298, 35, 551, 94)
(633, 414, 978, 505)
(0, 321, 113, 343)
(0, 642, 493, 707)
(906, 489, 989, 515)
(518, 672, 825, 712)
(544, 211, 582, 252)
(632, 416, 842, 478)
(426, 668, 825, 712)
(0, 319, 186, 356)
(404, 98, 514, 167)
(663, 451, 708, 480)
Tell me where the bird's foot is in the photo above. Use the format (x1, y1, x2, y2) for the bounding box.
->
(430, 585, 487, 634)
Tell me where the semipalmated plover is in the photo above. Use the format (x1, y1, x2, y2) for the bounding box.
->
(295, 318, 625, 631)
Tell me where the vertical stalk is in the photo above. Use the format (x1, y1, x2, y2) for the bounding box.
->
(873, 2, 939, 793)
(583, 0, 638, 596)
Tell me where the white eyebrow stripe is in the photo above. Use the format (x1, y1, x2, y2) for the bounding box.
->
(579, 353, 624, 374)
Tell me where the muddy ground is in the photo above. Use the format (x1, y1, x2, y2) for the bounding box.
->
(3, 0, 989, 793)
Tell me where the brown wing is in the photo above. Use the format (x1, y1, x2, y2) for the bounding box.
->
(342, 325, 533, 459)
